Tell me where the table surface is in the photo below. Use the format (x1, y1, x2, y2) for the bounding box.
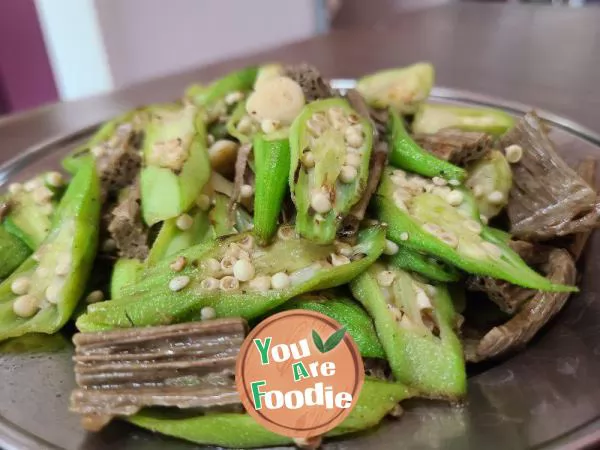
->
(2, 2, 600, 162)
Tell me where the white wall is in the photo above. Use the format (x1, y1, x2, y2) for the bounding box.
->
(94, 0, 319, 89)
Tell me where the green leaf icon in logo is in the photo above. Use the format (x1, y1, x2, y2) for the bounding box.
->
(312, 327, 346, 353)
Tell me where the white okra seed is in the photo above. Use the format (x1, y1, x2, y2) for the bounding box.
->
(302, 151, 315, 168)
(339, 165, 358, 184)
(329, 253, 351, 266)
(310, 190, 332, 214)
(219, 276, 239, 291)
(271, 272, 290, 290)
(45, 281, 62, 304)
(487, 190, 505, 204)
(200, 306, 217, 320)
(24, 178, 42, 192)
(446, 190, 464, 206)
(505, 144, 523, 163)
(11, 277, 31, 295)
(169, 275, 190, 292)
(233, 259, 255, 282)
(465, 219, 483, 234)
(399, 232, 409, 241)
(344, 125, 364, 148)
(344, 153, 361, 168)
(86, 290, 104, 304)
(170, 256, 187, 272)
(220, 256, 237, 275)
(383, 239, 399, 255)
(45, 171, 64, 187)
(432, 176, 447, 186)
(200, 277, 220, 291)
(205, 258, 221, 274)
(240, 184, 254, 199)
(197, 194, 211, 211)
(249, 276, 271, 292)
(13, 295, 40, 317)
(176, 213, 194, 231)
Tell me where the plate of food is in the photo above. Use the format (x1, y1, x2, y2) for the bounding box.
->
(0, 62, 599, 450)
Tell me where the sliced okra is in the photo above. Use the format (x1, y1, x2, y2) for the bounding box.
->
(465, 149, 513, 220)
(289, 98, 374, 244)
(388, 108, 466, 182)
(3, 172, 65, 249)
(0, 158, 100, 340)
(356, 62, 434, 114)
(412, 103, 515, 136)
(140, 103, 211, 226)
(375, 167, 576, 292)
(76, 225, 386, 331)
(388, 245, 461, 283)
(351, 263, 466, 399)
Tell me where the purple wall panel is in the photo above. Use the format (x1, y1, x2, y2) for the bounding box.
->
(0, 0, 59, 113)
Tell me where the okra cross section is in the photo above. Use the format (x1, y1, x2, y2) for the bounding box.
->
(289, 98, 374, 244)
(0, 158, 100, 340)
(351, 263, 466, 399)
(375, 167, 577, 292)
(76, 225, 386, 332)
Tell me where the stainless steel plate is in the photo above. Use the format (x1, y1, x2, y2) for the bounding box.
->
(1, 86, 600, 450)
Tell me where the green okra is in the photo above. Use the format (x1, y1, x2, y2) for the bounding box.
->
(351, 264, 466, 399)
(147, 208, 211, 266)
(186, 66, 258, 110)
(357, 62, 434, 114)
(110, 258, 144, 298)
(0, 158, 100, 340)
(140, 103, 211, 226)
(128, 377, 414, 448)
(281, 293, 386, 359)
(290, 98, 374, 244)
(465, 150, 512, 220)
(375, 167, 576, 292)
(412, 103, 515, 136)
(3, 174, 63, 249)
(253, 133, 291, 245)
(0, 226, 31, 279)
(76, 225, 386, 332)
(388, 108, 466, 182)
(389, 245, 461, 283)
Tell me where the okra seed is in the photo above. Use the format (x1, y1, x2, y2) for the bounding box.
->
(439, 231, 459, 248)
(85, 290, 104, 304)
(170, 256, 187, 272)
(55, 255, 72, 276)
(200, 306, 217, 320)
(344, 125, 364, 148)
(33, 186, 54, 205)
(329, 253, 351, 266)
(310, 191, 332, 214)
(237, 116, 254, 134)
(335, 242, 353, 257)
(260, 118, 281, 135)
(12, 295, 40, 318)
(446, 190, 464, 206)
(205, 258, 221, 275)
(207, 134, 215, 146)
(220, 256, 237, 275)
(422, 223, 442, 235)
(233, 259, 255, 282)
(238, 235, 255, 251)
(24, 178, 43, 192)
(307, 117, 326, 135)
(302, 151, 315, 168)
(271, 272, 290, 290)
(399, 232, 409, 241)
(449, 179, 461, 186)
(200, 277, 220, 291)
(176, 214, 194, 231)
(219, 276, 239, 291)
(327, 108, 346, 129)
(8, 183, 23, 195)
(45, 172, 64, 187)
(344, 153, 361, 168)
(102, 239, 117, 253)
(249, 276, 272, 292)
(472, 185, 484, 198)
(432, 176, 448, 186)
(505, 144, 523, 163)
(196, 194, 211, 211)
(383, 239, 399, 255)
(11, 277, 31, 295)
(347, 113, 360, 125)
(487, 190, 505, 204)
(240, 184, 254, 199)
(465, 219, 483, 234)
(45, 281, 62, 304)
(480, 214, 489, 224)
(91, 146, 105, 158)
(224, 91, 244, 105)
(481, 241, 502, 259)
(36, 267, 50, 278)
(169, 275, 191, 292)
(377, 271, 396, 287)
(339, 165, 358, 184)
